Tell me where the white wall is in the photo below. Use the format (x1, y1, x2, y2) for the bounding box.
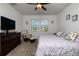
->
(23, 15, 57, 38)
(57, 3, 79, 32)
(0, 3, 23, 32)
(0, 3, 57, 39)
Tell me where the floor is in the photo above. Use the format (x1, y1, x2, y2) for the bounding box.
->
(7, 40, 37, 56)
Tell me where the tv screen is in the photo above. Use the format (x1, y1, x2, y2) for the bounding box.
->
(1, 16, 15, 30)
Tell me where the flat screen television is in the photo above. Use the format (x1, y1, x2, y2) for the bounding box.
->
(1, 16, 15, 30)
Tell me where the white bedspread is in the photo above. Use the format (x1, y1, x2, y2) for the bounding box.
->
(35, 34, 79, 56)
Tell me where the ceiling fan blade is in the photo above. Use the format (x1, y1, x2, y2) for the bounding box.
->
(27, 3, 37, 5)
(27, 3, 50, 5)
(34, 7, 37, 10)
(42, 6, 47, 11)
(41, 3, 50, 5)
(9, 3, 17, 5)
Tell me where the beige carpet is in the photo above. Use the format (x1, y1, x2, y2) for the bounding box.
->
(7, 41, 37, 56)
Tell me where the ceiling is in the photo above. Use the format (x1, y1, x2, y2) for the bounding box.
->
(10, 3, 71, 15)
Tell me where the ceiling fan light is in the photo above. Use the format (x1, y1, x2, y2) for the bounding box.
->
(36, 4, 42, 9)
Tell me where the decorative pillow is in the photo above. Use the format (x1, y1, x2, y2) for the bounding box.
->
(65, 32, 78, 42)
(56, 32, 64, 36)
(75, 36, 79, 43)
(61, 32, 68, 37)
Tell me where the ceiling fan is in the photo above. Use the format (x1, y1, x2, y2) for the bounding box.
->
(27, 3, 50, 11)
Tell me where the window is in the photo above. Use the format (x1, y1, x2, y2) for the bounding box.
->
(32, 20, 48, 32)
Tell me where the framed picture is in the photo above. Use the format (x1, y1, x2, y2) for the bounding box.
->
(66, 14, 70, 20)
(72, 15, 78, 21)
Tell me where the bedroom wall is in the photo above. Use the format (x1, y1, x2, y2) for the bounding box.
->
(57, 3, 79, 32)
(0, 3, 23, 32)
(23, 15, 57, 38)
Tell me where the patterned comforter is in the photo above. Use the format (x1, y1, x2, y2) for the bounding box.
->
(35, 34, 79, 56)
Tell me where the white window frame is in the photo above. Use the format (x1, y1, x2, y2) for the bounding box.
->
(31, 19, 48, 32)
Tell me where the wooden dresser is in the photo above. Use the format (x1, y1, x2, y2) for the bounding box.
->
(0, 32, 21, 56)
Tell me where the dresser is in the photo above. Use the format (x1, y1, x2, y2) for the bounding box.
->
(0, 32, 21, 56)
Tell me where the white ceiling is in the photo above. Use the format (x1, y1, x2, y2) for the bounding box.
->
(10, 3, 71, 15)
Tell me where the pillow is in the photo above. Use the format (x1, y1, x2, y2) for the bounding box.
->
(61, 32, 68, 37)
(56, 32, 64, 36)
(75, 36, 79, 43)
(65, 32, 78, 42)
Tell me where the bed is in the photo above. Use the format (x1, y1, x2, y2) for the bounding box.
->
(35, 34, 79, 56)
